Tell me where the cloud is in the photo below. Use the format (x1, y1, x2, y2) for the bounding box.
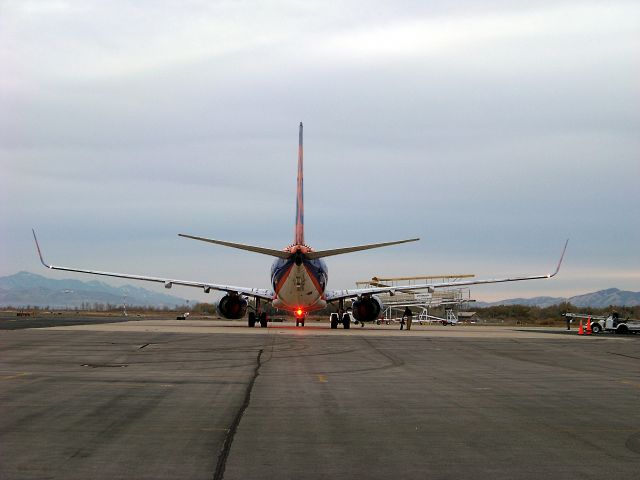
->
(1, 1, 639, 301)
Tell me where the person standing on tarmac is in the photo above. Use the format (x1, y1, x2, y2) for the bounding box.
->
(402, 307, 413, 331)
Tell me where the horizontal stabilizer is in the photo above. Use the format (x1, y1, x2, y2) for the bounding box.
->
(178, 234, 291, 259)
(305, 238, 420, 260)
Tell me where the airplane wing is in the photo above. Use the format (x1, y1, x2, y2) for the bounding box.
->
(32, 230, 275, 301)
(325, 240, 569, 303)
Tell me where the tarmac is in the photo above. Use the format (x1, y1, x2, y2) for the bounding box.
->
(1, 315, 639, 479)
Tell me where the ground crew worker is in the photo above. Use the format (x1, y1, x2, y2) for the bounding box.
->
(403, 307, 413, 331)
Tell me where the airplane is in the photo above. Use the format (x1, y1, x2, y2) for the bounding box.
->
(32, 122, 568, 329)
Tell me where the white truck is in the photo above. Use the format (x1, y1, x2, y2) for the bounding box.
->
(563, 312, 640, 334)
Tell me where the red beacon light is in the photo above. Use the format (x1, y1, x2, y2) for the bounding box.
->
(295, 308, 304, 318)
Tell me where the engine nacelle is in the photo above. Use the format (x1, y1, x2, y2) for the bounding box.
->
(217, 294, 248, 319)
(352, 295, 383, 322)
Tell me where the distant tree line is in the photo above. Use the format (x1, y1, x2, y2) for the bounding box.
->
(4, 303, 190, 312)
(5, 301, 639, 324)
(465, 302, 640, 325)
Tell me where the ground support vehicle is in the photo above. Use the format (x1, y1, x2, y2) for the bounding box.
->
(563, 312, 640, 334)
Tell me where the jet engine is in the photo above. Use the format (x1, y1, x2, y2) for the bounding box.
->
(217, 294, 248, 319)
(351, 295, 383, 322)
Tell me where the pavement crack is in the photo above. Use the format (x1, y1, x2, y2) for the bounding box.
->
(361, 337, 404, 368)
(213, 348, 264, 480)
(608, 351, 640, 360)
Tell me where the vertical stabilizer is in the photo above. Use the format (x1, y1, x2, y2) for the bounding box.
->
(295, 122, 304, 245)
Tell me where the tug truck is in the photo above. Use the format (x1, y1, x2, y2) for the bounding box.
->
(563, 312, 640, 334)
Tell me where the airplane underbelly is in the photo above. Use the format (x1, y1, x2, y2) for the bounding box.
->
(277, 265, 322, 308)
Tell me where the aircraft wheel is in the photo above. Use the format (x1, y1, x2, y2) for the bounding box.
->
(259, 312, 268, 328)
(330, 313, 339, 329)
(248, 312, 256, 328)
(342, 314, 350, 329)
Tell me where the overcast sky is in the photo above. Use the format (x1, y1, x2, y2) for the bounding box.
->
(1, 0, 638, 303)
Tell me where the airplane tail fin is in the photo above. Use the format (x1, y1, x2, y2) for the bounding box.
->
(294, 122, 304, 245)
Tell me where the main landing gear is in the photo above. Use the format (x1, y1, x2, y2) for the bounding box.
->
(296, 316, 305, 327)
(340, 299, 350, 329)
(248, 312, 269, 328)
(248, 299, 269, 328)
(330, 312, 351, 329)
(331, 299, 351, 329)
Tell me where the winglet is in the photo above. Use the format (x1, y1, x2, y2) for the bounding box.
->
(32, 229, 51, 268)
(549, 239, 569, 277)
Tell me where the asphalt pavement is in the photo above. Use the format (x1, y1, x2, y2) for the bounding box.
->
(1, 318, 639, 479)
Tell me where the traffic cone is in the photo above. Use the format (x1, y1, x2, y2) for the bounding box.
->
(586, 316, 592, 335)
(578, 319, 584, 335)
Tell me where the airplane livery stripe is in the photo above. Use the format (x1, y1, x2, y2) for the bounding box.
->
(271, 258, 295, 295)
(303, 263, 325, 295)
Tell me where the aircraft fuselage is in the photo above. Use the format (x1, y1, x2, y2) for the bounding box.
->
(271, 247, 328, 312)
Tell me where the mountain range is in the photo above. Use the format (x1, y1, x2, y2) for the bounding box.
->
(1, 272, 638, 309)
(0, 271, 193, 309)
(475, 288, 640, 308)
